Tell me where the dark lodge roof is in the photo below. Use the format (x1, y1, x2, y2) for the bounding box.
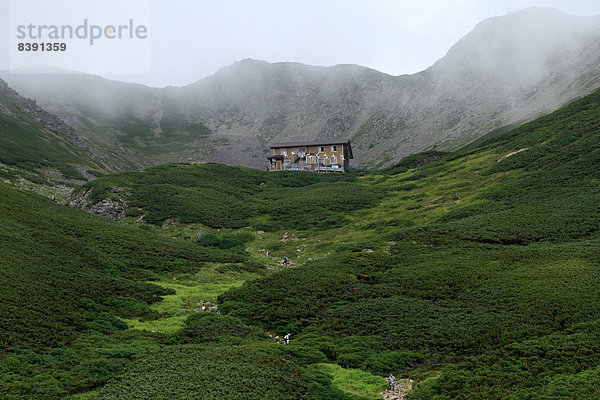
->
(269, 139, 353, 158)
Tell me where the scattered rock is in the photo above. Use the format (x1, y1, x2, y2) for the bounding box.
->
(65, 187, 128, 220)
(161, 219, 177, 230)
(193, 300, 219, 313)
(381, 378, 413, 400)
(280, 232, 300, 243)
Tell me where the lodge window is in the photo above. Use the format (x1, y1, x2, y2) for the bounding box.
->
(331, 156, 337, 164)
(331, 145, 337, 151)
(319, 146, 325, 152)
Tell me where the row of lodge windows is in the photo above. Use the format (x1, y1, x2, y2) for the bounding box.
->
(282, 145, 338, 156)
(283, 156, 339, 165)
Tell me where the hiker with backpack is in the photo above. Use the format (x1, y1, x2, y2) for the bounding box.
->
(387, 374, 396, 391)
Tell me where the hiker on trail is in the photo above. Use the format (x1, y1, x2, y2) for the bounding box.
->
(283, 256, 290, 266)
(266, 251, 270, 257)
(284, 333, 290, 345)
(387, 374, 396, 391)
(201, 305, 206, 311)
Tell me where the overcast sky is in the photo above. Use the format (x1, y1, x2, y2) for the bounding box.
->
(1, 0, 600, 87)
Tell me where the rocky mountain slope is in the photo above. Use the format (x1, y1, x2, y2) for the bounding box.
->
(0, 78, 104, 192)
(2, 7, 600, 169)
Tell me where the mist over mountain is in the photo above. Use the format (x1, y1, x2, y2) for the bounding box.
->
(0, 77, 104, 186)
(2, 7, 600, 169)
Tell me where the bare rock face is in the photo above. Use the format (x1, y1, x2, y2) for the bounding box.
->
(65, 187, 91, 209)
(64, 186, 128, 220)
(88, 198, 127, 220)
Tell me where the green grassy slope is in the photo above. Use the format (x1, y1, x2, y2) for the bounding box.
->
(0, 84, 102, 182)
(78, 163, 378, 230)
(216, 87, 600, 398)
(0, 183, 245, 397)
(5, 85, 600, 399)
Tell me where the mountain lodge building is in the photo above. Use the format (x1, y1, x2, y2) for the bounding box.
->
(267, 140, 353, 172)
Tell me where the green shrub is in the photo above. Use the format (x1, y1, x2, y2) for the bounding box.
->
(97, 345, 308, 400)
(177, 313, 265, 344)
(361, 350, 426, 375)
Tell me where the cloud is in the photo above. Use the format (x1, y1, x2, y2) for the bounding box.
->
(2, 0, 599, 87)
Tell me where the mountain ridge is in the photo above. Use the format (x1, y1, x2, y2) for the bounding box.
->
(2, 7, 600, 169)
(0, 78, 106, 192)
(0, 78, 107, 169)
